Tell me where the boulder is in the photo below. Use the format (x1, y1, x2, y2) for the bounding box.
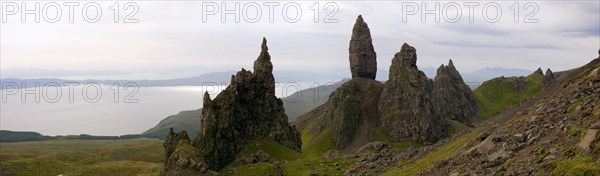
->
(577, 129, 598, 153)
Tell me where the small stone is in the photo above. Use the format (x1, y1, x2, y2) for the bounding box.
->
(512, 134, 526, 143)
(487, 150, 510, 164)
(528, 115, 538, 122)
(324, 150, 339, 159)
(544, 155, 556, 161)
(580, 108, 592, 117)
(477, 132, 490, 141)
(577, 129, 598, 153)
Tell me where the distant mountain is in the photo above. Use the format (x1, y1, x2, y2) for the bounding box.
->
(283, 79, 348, 121)
(0, 68, 127, 79)
(462, 67, 532, 83)
(0, 130, 52, 142)
(0, 130, 141, 142)
(0, 70, 346, 89)
(141, 109, 202, 139)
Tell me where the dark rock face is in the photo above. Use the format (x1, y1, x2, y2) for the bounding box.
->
(162, 38, 301, 174)
(542, 68, 555, 86)
(379, 43, 447, 143)
(433, 60, 477, 122)
(533, 67, 544, 76)
(349, 15, 377, 80)
(192, 38, 301, 171)
(316, 78, 383, 149)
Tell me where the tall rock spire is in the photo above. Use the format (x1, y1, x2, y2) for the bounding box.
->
(164, 38, 301, 174)
(534, 67, 544, 76)
(349, 15, 377, 79)
(379, 43, 447, 143)
(542, 68, 556, 86)
(254, 37, 273, 75)
(433, 59, 477, 122)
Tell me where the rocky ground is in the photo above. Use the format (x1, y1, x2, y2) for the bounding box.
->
(418, 57, 600, 175)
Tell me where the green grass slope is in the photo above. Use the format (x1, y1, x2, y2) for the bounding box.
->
(0, 139, 164, 175)
(141, 109, 202, 139)
(283, 79, 348, 121)
(474, 72, 544, 119)
(0, 130, 52, 142)
(384, 58, 600, 175)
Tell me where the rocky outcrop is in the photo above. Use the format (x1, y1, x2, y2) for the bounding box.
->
(163, 140, 210, 176)
(315, 78, 383, 149)
(422, 56, 600, 175)
(194, 38, 301, 171)
(162, 128, 209, 176)
(542, 68, 555, 86)
(300, 22, 465, 149)
(163, 38, 302, 173)
(379, 43, 447, 143)
(163, 128, 190, 166)
(302, 16, 384, 150)
(349, 15, 377, 80)
(433, 60, 477, 122)
(533, 67, 544, 76)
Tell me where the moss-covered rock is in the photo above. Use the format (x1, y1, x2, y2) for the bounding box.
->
(163, 140, 209, 176)
(314, 78, 383, 149)
(379, 43, 447, 143)
(433, 59, 477, 122)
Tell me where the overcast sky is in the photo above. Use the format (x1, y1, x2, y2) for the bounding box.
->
(1, 1, 599, 78)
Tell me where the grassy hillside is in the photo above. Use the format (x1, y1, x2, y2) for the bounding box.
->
(0, 130, 52, 142)
(474, 72, 544, 119)
(220, 123, 355, 175)
(141, 109, 202, 139)
(0, 139, 164, 176)
(384, 58, 600, 175)
(283, 79, 348, 121)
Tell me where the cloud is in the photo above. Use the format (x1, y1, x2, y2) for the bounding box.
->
(559, 28, 600, 37)
(1, 1, 598, 76)
(431, 41, 563, 50)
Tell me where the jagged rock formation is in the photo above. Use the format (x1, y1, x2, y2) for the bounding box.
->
(433, 59, 477, 122)
(194, 38, 301, 171)
(349, 15, 377, 79)
(295, 16, 480, 150)
(163, 38, 301, 173)
(542, 68, 556, 86)
(379, 43, 447, 143)
(533, 67, 544, 76)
